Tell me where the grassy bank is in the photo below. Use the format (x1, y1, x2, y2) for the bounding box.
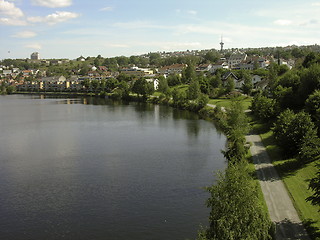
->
(252, 119, 320, 239)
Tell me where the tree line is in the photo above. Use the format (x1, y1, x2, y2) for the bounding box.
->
(250, 52, 320, 211)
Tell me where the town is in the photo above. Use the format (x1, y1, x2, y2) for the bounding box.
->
(1, 44, 317, 94)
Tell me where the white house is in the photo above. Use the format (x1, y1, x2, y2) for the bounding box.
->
(209, 61, 229, 73)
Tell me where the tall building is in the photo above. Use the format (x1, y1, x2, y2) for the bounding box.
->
(31, 52, 40, 60)
(220, 36, 224, 52)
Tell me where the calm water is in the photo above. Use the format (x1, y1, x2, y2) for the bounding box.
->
(0, 95, 226, 240)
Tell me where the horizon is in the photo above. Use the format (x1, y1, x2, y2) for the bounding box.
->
(1, 44, 316, 61)
(1, 0, 320, 59)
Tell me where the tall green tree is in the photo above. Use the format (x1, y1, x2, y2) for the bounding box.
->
(157, 76, 170, 94)
(273, 110, 318, 158)
(182, 63, 196, 83)
(305, 89, 320, 131)
(131, 78, 154, 97)
(199, 162, 271, 240)
(225, 77, 235, 93)
(187, 80, 201, 100)
(241, 72, 253, 95)
(222, 101, 250, 163)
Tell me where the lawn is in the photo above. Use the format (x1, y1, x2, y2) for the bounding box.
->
(208, 96, 252, 110)
(258, 129, 320, 239)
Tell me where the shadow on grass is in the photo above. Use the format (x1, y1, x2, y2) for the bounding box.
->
(274, 158, 306, 179)
(303, 219, 320, 240)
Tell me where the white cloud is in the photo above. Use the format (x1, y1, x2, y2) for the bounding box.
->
(28, 11, 80, 25)
(0, 17, 27, 25)
(187, 10, 197, 15)
(312, 2, 320, 6)
(12, 30, 37, 38)
(31, 0, 72, 8)
(273, 19, 292, 26)
(100, 6, 113, 12)
(0, 0, 24, 17)
(25, 43, 42, 50)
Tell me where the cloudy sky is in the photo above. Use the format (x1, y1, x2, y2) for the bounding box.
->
(1, 0, 320, 59)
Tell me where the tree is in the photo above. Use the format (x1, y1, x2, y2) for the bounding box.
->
(198, 74, 210, 94)
(241, 72, 253, 95)
(225, 77, 235, 93)
(182, 63, 196, 83)
(105, 78, 119, 92)
(222, 101, 250, 163)
(195, 93, 209, 109)
(131, 78, 154, 97)
(273, 110, 318, 157)
(6, 85, 16, 94)
(305, 90, 320, 131)
(299, 64, 320, 102)
(149, 53, 161, 66)
(157, 76, 169, 94)
(172, 88, 187, 106)
(167, 74, 181, 86)
(302, 52, 320, 68)
(203, 51, 219, 63)
(187, 80, 201, 100)
(201, 162, 272, 240)
(306, 164, 320, 209)
(251, 93, 278, 121)
(81, 79, 91, 92)
(209, 75, 222, 89)
(91, 80, 100, 92)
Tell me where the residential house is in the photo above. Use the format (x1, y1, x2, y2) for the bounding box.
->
(41, 76, 68, 91)
(2, 70, 12, 76)
(222, 71, 243, 89)
(22, 70, 33, 77)
(233, 62, 254, 70)
(158, 64, 187, 75)
(120, 67, 154, 77)
(209, 61, 229, 73)
(98, 66, 108, 72)
(196, 64, 213, 72)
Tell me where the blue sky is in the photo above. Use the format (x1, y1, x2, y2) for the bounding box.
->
(1, 0, 320, 59)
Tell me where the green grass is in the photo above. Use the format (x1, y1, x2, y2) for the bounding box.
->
(208, 96, 252, 110)
(258, 128, 320, 239)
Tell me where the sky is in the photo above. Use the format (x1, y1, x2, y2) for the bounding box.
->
(1, 0, 320, 59)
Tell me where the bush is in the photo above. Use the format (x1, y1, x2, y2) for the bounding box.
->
(251, 93, 278, 121)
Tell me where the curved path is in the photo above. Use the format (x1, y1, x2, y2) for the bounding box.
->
(246, 133, 310, 240)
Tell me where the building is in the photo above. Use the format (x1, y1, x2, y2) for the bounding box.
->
(222, 71, 244, 89)
(228, 51, 247, 69)
(158, 64, 187, 75)
(120, 67, 154, 77)
(31, 52, 40, 60)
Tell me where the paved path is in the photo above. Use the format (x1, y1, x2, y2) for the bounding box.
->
(246, 133, 310, 240)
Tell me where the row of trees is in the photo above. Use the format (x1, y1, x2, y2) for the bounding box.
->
(251, 52, 320, 210)
(198, 102, 272, 239)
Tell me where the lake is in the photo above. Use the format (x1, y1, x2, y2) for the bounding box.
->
(0, 94, 226, 240)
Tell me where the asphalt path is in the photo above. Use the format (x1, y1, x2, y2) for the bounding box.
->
(246, 133, 311, 240)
